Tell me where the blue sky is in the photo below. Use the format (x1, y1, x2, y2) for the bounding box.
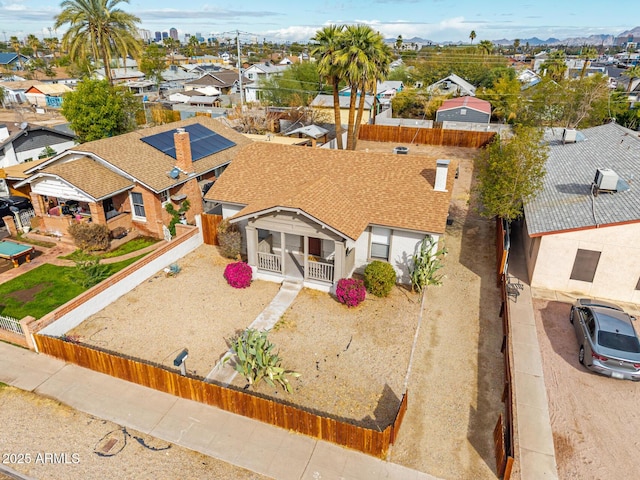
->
(0, 0, 636, 43)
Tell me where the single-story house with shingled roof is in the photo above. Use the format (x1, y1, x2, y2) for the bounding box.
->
(435, 97, 491, 124)
(205, 142, 456, 290)
(17, 117, 251, 240)
(522, 122, 640, 303)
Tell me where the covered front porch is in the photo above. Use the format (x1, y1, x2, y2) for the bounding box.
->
(240, 211, 356, 288)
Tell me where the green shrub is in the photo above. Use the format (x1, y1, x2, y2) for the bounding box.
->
(165, 200, 190, 236)
(68, 223, 110, 251)
(69, 252, 110, 288)
(217, 219, 242, 259)
(363, 260, 396, 297)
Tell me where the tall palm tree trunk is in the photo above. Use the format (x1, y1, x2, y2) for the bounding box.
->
(353, 84, 368, 149)
(346, 86, 358, 150)
(331, 77, 344, 150)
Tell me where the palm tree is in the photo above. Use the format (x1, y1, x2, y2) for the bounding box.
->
(54, 0, 142, 84)
(44, 37, 60, 59)
(469, 30, 476, 45)
(188, 35, 200, 59)
(579, 46, 597, 80)
(9, 36, 23, 70)
(513, 38, 520, 53)
(622, 65, 640, 93)
(311, 25, 346, 150)
(478, 40, 494, 56)
(542, 50, 567, 82)
(337, 24, 391, 150)
(26, 34, 41, 59)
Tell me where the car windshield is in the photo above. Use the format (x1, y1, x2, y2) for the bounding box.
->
(598, 331, 640, 353)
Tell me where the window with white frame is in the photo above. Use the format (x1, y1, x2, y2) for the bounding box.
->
(159, 189, 170, 205)
(130, 192, 146, 219)
(370, 227, 391, 260)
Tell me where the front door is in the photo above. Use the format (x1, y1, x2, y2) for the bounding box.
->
(309, 237, 322, 257)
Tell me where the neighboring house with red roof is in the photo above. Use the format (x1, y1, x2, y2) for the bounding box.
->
(435, 97, 491, 124)
(17, 117, 251, 240)
(205, 142, 456, 289)
(25, 83, 73, 108)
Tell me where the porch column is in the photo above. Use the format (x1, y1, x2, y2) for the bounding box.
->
(89, 201, 106, 225)
(334, 241, 345, 282)
(303, 235, 308, 280)
(280, 231, 285, 276)
(29, 192, 46, 217)
(246, 225, 258, 267)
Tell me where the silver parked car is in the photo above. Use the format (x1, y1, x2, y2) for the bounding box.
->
(570, 299, 640, 381)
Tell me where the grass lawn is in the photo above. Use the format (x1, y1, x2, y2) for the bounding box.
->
(0, 255, 144, 319)
(60, 237, 159, 261)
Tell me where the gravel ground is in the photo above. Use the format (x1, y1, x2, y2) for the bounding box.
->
(533, 298, 640, 480)
(19, 141, 504, 479)
(0, 384, 270, 480)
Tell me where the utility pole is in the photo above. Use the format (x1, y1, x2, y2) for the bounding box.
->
(236, 30, 243, 110)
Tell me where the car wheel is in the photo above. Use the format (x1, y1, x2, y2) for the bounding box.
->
(570, 306, 574, 324)
(579, 345, 585, 365)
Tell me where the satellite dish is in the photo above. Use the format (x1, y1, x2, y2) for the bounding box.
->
(168, 167, 180, 179)
(19, 122, 28, 130)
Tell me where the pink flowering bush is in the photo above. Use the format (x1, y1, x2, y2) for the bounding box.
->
(224, 261, 253, 288)
(335, 278, 366, 307)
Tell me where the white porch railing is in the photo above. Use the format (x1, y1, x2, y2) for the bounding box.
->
(308, 261, 334, 282)
(0, 314, 23, 335)
(258, 252, 281, 273)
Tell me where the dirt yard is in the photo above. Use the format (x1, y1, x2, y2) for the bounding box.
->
(533, 298, 640, 480)
(66, 142, 504, 479)
(0, 385, 268, 480)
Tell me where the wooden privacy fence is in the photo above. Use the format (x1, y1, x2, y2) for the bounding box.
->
(35, 335, 407, 458)
(358, 124, 495, 148)
(201, 213, 222, 245)
(494, 256, 515, 479)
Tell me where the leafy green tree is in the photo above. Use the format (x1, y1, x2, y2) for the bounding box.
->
(476, 74, 522, 123)
(561, 74, 616, 128)
(579, 46, 597, 80)
(225, 328, 300, 393)
(55, 0, 142, 85)
(259, 62, 327, 106)
(476, 126, 548, 221)
(139, 44, 165, 89)
(62, 78, 140, 142)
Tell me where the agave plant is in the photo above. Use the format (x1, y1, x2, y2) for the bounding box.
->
(226, 328, 300, 393)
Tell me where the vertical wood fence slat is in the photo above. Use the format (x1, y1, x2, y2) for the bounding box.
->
(201, 213, 222, 245)
(34, 335, 402, 458)
(358, 124, 495, 148)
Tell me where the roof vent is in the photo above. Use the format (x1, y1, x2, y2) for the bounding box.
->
(563, 128, 578, 144)
(594, 168, 619, 192)
(168, 167, 180, 179)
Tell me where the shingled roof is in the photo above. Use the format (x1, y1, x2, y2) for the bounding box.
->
(43, 157, 134, 200)
(524, 123, 640, 236)
(66, 117, 252, 192)
(205, 142, 456, 240)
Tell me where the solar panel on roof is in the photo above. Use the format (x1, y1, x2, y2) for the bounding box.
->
(140, 124, 236, 161)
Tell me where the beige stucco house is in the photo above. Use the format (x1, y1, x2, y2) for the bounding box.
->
(205, 142, 456, 290)
(522, 123, 640, 303)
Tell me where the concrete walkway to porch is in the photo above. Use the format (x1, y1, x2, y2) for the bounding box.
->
(206, 278, 304, 384)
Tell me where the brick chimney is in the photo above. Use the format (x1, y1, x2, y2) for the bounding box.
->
(174, 128, 193, 173)
(434, 159, 450, 192)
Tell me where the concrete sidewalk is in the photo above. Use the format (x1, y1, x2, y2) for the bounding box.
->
(507, 227, 559, 480)
(0, 341, 439, 480)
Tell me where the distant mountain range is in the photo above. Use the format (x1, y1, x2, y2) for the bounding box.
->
(386, 26, 640, 48)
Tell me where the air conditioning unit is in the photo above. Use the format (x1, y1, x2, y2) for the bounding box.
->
(393, 146, 409, 154)
(594, 168, 619, 191)
(562, 128, 578, 144)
